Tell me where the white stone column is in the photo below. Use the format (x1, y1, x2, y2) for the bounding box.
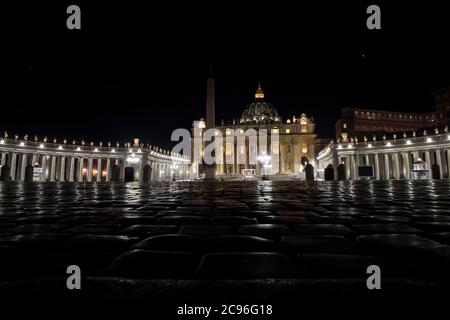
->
(364, 154, 370, 166)
(374, 153, 380, 180)
(425, 151, 432, 180)
(447, 149, 450, 179)
(19, 154, 27, 181)
(404, 153, 410, 180)
(96, 159, 102, 182)
(10, 153, 17, 180)
(69, 157, 75, 182)
(50, 156, 56, 182)
(41, 156, 48, 181)
(1, 153, 6, 166)
(59, 156, 66, 182)
(78, 158, 84, 182)
(87, 158, 93, 182)
(345, 156, 351, 180)
(353, 154, 359, 180)
(394, 153, 400, 179)
(384, 154, 390, 180)
(436, 149, 443, 178)
(105, 158, 111, 182)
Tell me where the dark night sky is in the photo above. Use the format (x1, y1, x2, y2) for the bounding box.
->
(3, 1, 450, 148)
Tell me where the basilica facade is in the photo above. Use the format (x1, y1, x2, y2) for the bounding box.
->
(192, 76, 318, 178)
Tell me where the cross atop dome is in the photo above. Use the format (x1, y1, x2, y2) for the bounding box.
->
(255, 83, 264, 100)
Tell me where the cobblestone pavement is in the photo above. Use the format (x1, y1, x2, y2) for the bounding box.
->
(0, 180, 450, 302)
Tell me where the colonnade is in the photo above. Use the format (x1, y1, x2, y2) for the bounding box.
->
(0, 138, 190, 182)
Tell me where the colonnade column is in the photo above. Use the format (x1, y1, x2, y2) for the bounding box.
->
(0, 153, 5, 166)
(78, 158, 84, 182)
(87, 158, 93, 182)
(447, 149, 450, 178)
(345, 156, 352, 180)
(393, 153, 400, 179)
(49, 156, 56, 182)
(19, 154, 27, 181)
(424, 151, 432, 180)
(97, 159, 102, 182)
(69, 157, 75, 182)
(59, 156, 66, 182)
(404, 153, 410, 180)
(105, 159, 111, 182)
(374, 153, 380, 180)
(436, 149, 443, 178)
(384, 154, 390, 180)
(41, 156, 48, 181)
(10, 153, 17, 180)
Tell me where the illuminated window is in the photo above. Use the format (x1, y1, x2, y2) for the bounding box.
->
(343, 123, 347, 129)
(272, 128, 279, 134)
(285, 129, 291, 134)
(226, 129, 232, 135)
(302, 143, 308, 154)
(301, 125, 307, 133)
(287, 119, 291, 124)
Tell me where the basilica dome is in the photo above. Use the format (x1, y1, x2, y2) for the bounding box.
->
(240, 84, 281, 124)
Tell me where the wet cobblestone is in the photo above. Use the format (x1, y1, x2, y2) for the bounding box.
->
(0, 180, 450, 288)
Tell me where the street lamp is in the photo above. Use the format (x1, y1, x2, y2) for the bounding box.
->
(257, 152, 272, 180)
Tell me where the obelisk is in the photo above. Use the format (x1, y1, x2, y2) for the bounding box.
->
(204, 65, 216, 180)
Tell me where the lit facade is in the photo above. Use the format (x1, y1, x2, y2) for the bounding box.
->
(192, 84, 318, 177)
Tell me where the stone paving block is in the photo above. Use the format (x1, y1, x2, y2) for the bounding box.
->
(61, 224, 123, 234)
(157, 215, 210, 225)
(414, 222, 450, 232)
(3, 224, 68, 234)
(134, 234, 205, 252)
(179, 225, 233, 236)
(259, 216, 311, 224)
(281, 235, 357, 254)
(60, 234, 138, 252)
(307, 216, 359, 225)
(196, 252, 295, 278)
(114, 215, 157, 225)
(292, 224, 355, 236)
(358, 215, 412, 223)
(356, 234, 442, 252)
(0, 233, 74, 247)
(206, 235, 276, 252)
(118, 225, 179, 237)
(237, 224, 294, 239)
(103, 249, 201, 278)
(427, 232, 450, 245)
(352, 223, 424, 234)
(211, 216, 258, 225)
(412, 215, 450, 222)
